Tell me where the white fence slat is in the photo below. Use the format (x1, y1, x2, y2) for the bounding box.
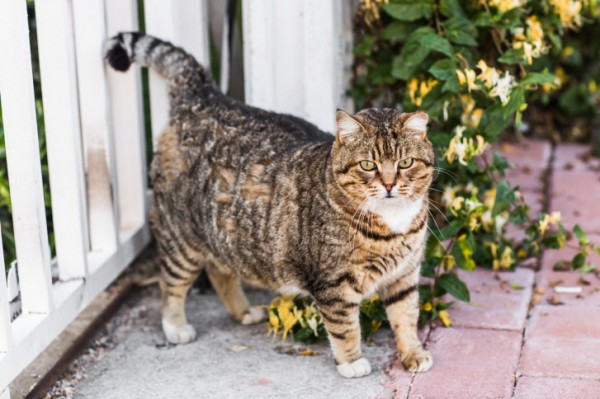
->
(241, 0, 276, 111)
(303, 0, 353, 132)
(0, 227, 13, 353)
(105, 0, 148, 231)
(35, 0, 90, 280)
(72, 0, 119, 252)
(242, 0, 352, 133)
(144, 0, 211, 144)
(0, 0, 54, 314)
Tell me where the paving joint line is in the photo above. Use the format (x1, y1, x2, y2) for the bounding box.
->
(510, 140, 557, 398)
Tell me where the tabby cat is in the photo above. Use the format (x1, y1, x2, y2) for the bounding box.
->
(105, 32, 434, 378)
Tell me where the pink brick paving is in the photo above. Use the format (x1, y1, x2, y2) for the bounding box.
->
(386, 140, 600, 399)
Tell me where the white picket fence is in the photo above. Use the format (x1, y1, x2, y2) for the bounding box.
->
(0, 1, 351, 397)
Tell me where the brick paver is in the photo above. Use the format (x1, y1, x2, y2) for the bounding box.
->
(519, 306, 600, 380)
(409, 328, 522, 399)
(451, 268, 534, 331)
(513, 376, 600, 399)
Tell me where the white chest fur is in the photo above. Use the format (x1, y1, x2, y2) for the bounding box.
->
(369, 196, 424, 234)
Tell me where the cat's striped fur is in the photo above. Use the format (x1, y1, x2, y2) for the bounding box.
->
(105, 32, 434, 378)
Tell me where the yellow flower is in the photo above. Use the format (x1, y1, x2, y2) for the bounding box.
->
(589, 80, 598, 93)
(421, 302, 433, 312)
(489, 0, 525, 13)
(476, 60, 500, 89)
(268, 309, 280, 334)
(551, 0, 583, 29)
(456, 69, 479, 92)
(517, 249, 529, 258)
(439, 310, 452, 327)
(407, 78, 438, 106)
(526, 16, 544, 42)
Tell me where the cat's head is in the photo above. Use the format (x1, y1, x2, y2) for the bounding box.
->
(331, 108, 434, 208)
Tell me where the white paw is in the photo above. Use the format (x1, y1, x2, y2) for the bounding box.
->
(402, 349, 433, 372)
(162, 320, 197, 344)
(336, 357, 372, 378)
(241, 306, 266, 325)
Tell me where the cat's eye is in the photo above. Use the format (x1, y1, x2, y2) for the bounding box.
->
(359, 160, 377, 171)
(398, 158, 414, 169)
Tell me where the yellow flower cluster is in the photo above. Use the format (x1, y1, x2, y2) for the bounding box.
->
(489, 0, 526, 13)
(460, 95, 484, 128)
(488, 242, 515, 270)
(538, 211, 561, 235)
(445, 126, 488, 166)
(420, 303, 452, 327)
(513, 16, 549, 64)
(407, 78, 439, 107)
(267, 296, 320, 340)
(458, 61, 516, 105)
(360, 0, 389, 27)
(551, 0, 584, 29)
(442, 185, 509, 235)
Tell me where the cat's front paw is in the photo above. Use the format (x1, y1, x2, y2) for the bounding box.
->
(336, 357, 372, 378)
(162, 320, 197, 344)
(402, 349, 433, 372)
(241, 306, 266, 325)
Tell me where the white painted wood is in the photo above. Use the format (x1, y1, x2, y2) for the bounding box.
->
(105, 0, 148, 231)
(242, 0, 276, 110)
(242, 0, 353, 133)
(35, 0, 90, 280)
(0, 386, 10, 399)
(72, 0, 119, 252)
(144, 0, 211, 144)
(0, 226, 13, 354)
(0, 223, 150, 390)
(0, 0, 54, 314)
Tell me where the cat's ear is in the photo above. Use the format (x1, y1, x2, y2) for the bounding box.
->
(403, 111, 429, 139)
(336, 109, 364, 144)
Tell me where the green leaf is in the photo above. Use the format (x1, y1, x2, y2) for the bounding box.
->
(382, 22, 419, 41)
(573, 224, 589, 246)
(391, 27, 437, 80)
(443, 16, 478, 47)
(437, 273, 470, 302)
(436, 220, 462, 242)
(452, 234, 476, 270)
(439, 0, 465, 17)
(474, 12, 492, 27)
(382, 1, 434, 21)
(572, 252, 586, 270)
(498, 48, 524, 65)
(428, 59, 456, 81)
(503, 86, 525, 117)
(420, 32, 454, 56)
(521, 70, 558, 87)
(492, 180, 515, 217)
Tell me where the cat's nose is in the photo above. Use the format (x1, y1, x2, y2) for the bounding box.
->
(384, 183, 395, 193)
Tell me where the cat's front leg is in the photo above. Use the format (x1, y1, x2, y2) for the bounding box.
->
(382, 268, 433, 372)
(317, 299, 371, 378)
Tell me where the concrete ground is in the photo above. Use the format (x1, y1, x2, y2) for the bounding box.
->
(43, 141, 600, 399)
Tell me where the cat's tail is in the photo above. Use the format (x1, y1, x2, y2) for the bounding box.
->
(104, 32, 212, 89)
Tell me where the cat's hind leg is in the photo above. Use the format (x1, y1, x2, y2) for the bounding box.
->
(159, 253, 204, 344)
(206, 263, 265, 325)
